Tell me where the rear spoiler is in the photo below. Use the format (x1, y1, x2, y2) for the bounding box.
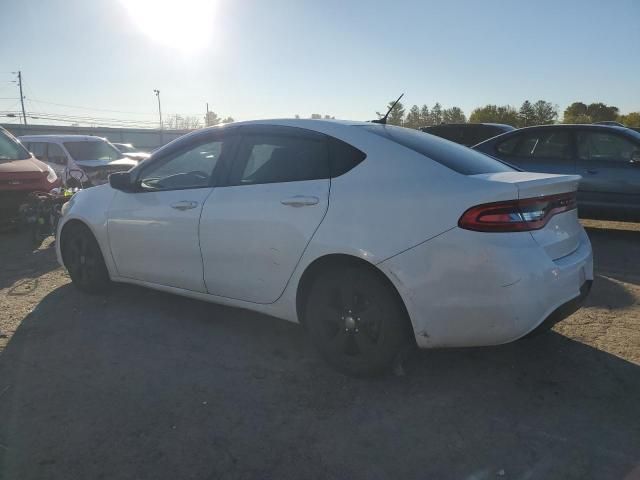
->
(470, 172, 581, 199)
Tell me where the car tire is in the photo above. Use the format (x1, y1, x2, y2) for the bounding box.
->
(62, 223, 111, 294)
(304, 263, 412, 377)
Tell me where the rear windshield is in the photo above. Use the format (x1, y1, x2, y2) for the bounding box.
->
(361, 124, 514, 175)
(64, 140, 124, 162)
(0, 130, 30, 161)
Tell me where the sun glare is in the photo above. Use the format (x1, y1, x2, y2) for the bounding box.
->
(119, 0, 216, 53)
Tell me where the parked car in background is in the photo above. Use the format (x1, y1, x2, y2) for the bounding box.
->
(421, 123, 515, 146)
(593, 121, 626, 127)
(112, 142, 151, 162)
(473, 124, 640, 220)
(19, 135, 137, 187)
(0, 127, 60, 225)
(57, 119, 592, 376)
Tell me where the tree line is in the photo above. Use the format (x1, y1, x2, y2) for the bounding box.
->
(376, 101, 466, 128)
(377, 99, 640, 129)
(166, 101, 640, 130)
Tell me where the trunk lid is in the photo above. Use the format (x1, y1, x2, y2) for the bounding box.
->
(472, 171, 583, 260)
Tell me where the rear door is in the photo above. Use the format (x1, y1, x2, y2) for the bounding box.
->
(199, 125, 330, 303)
(494, 128, 576, 175)
(575, 129, 640, 211)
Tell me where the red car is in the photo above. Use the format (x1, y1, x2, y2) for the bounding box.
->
(0, 127, 61, 225)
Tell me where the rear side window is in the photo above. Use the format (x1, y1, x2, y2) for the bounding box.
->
(513, 130, 571, 160)
(362, 124, 514, 175)
(329, 139, 365, 177)
(232, 134, 329, 185)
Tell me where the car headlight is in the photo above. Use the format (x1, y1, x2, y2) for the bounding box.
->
(46, 165, 58, 183)
(60, 197, 75, 217)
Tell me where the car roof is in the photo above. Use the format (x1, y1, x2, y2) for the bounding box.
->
(482, 123, 515, 129)
(422, 123, 514, 129)
(226, 118, 373, 128)
(514, 124, 631, 132)
(18, 134, 107, 142)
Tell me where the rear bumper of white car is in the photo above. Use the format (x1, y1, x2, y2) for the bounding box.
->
(379, 227, 593, 349)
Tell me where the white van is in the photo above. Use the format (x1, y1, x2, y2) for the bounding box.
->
(19, 135, 137, 187)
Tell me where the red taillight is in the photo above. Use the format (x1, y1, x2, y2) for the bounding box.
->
(458, 192, 577, 232)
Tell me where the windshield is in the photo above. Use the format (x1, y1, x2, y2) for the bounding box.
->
(361, 124, 515, 175)
(115, 143, 136, 153)
(0, 130, 31, 161)
(63, 140, 124, 162)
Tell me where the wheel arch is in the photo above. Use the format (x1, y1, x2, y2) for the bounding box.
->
(295, 253, 414, 339)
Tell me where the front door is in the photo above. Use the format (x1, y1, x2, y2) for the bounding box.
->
(107, 133, 233, 292)
(575, 129, 640, 211)
(200, 125, 330, 303)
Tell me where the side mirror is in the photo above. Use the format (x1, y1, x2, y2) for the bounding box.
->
(631, 150, 640, 165)
(109, 171, 137, 192)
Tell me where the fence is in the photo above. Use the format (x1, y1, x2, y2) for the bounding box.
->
(1, 124, 193, 150)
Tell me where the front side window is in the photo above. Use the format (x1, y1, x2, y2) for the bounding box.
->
(63, 140, 124, 162)
(512, 130, 571, 160)
(233, 134, 329, 185)
(577, 131, 638, 162)
(47, 143, 67, 165)
(139, 139, 224, 191)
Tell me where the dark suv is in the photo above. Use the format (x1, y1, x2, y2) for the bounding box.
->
(473, 124, 640, 220)
(421, 123, 514, 146)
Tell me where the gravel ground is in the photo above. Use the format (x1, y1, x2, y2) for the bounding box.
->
(0, 220, 639, 479)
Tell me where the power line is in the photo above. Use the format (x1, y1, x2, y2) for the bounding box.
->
(27, 97, 159, 116)
(0, 110, 185, 129)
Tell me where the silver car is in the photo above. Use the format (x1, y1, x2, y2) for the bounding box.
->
(474, 124, 640, 221)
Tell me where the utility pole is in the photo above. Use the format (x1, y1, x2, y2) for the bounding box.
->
(206, 102, 209, 126)
(16, 71, 27, 126)
(153, 89, 162, 129)
(153, 89, 162, 144)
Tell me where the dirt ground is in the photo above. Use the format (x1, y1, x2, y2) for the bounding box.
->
(0, 220, 639, 479)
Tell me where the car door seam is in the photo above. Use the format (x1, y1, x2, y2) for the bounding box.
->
(198, 187, 218, 293)
(264, 178, 332, 305)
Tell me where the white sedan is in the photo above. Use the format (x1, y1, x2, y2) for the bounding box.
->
(57, 119, 593, 376)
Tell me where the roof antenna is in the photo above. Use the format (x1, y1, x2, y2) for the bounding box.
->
(372, 93, 404, 124)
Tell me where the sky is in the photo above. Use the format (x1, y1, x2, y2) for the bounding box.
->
(1, 0, 639, 127)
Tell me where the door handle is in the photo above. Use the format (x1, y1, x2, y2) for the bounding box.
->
(171, 200, 199, 211)
(586, 169, 598, 175)
(281, 195, 320, 207)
